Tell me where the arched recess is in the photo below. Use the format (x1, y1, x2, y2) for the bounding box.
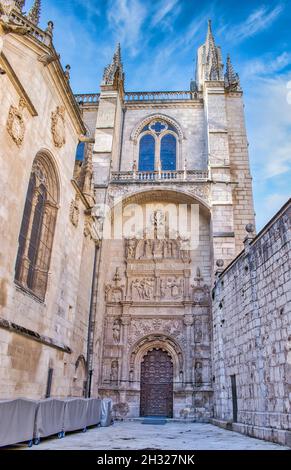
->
(131, 113, 185, 143)
(128, 334, 184, 388)
(106, 187, 212, 252)
(15, 150, 60, 301)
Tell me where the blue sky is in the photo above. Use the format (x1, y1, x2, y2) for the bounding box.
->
(32, 0, 290, 230)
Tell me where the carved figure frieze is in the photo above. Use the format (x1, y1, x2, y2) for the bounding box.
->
(160, 276, 184, 300)
(6, 98, 26, 146)
(125, 237, 190, 261)
(132, 277, 155, 300)
(51, 105, 66, 148)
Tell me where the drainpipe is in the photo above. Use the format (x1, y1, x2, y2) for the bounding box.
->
(86, 240, 99, 398)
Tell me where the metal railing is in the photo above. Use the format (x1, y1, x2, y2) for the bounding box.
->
(111, 169, 209, 182)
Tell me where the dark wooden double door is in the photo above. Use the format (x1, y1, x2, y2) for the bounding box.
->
(140, 349, 173, 417)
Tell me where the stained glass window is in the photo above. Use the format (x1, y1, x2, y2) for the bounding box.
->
(76, 142, 85, 161)
(138, 134, 155, 171)
(160, 134, 176, 170)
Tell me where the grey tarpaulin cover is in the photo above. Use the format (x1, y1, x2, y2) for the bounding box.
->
(86, 398, 101, 427)
(100, 399, 113, 427)
(0, 398, 38, 447)
(34, 398, 66, 439)
(63, 398, 88, 432)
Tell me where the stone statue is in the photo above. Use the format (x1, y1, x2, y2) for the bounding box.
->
(110, 360, 119, 383)
(195, 361, 203, 386)
(112, 319, 121, 343)
(126, 238, 136, 258)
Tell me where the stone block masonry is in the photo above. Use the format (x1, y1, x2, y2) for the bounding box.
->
(212, 199, 291, 446)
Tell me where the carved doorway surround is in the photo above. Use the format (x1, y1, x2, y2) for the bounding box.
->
(140, 348, 173, 417)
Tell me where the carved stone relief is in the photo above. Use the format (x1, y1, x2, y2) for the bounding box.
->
(69, 195, 80, 227)
(107, 183, 210, 207)
(128, 318, 185, 347)
(131, 277, 155, 300)
(6, 98, 26, 146)
(51, 105, 66, 148)
(160, 276, 184, 299)
(191, 267, 210, 305)
(105, 267, 125, 303)
(125, 237, 190, 261)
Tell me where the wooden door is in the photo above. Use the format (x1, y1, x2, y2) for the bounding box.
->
(140, 348, 173, 417)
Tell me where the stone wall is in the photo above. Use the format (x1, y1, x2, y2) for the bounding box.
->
(0, 30, 97, 399)
(212, 200, 291, 446)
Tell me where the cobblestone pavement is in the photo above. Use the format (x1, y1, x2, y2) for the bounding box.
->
(26, 422, 288, 450)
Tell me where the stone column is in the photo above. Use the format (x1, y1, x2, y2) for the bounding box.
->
(183, 313, 194, 389)
(120, 314, 131, 387)
(184, 269, 191, 300)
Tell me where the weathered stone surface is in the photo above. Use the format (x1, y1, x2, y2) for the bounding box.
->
(212, 200, 291, 446)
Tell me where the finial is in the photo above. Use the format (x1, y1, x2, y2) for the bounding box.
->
(204, 20, 223, 81)
(16, 0, 25, 10)
(245, 223, 255, 234)
(27, 0, 41, 26)
(224, 53, 241, 91)
(102, 43, 124, 86)
(216, 259, 224, 268)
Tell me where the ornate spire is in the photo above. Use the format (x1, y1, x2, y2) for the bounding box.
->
(27, 0, 41, 25)
(102, 43, 124, 88)
(204, 19, 223, 81)
(224, 54, 241, 91)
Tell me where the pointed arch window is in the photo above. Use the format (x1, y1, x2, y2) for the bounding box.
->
(160, 134, 176, 170)
(138, 134, 155, 171)
(15, 153, 59, 301)
(138, 119, 178, 172)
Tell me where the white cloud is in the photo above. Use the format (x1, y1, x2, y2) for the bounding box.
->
(151, 0, 180, 29)
(242, 52, 291, 79)
(106, 0, 147, 57)
(246, 72, 291, 179)
(256, 193, 290, 229)
(221, 4, 284, 43)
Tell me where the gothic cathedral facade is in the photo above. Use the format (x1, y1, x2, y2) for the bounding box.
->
(77, 22, 255, 418)
(0, 3, 256, 420)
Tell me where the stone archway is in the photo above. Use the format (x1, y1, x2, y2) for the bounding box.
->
(140, 348, 173, 417)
